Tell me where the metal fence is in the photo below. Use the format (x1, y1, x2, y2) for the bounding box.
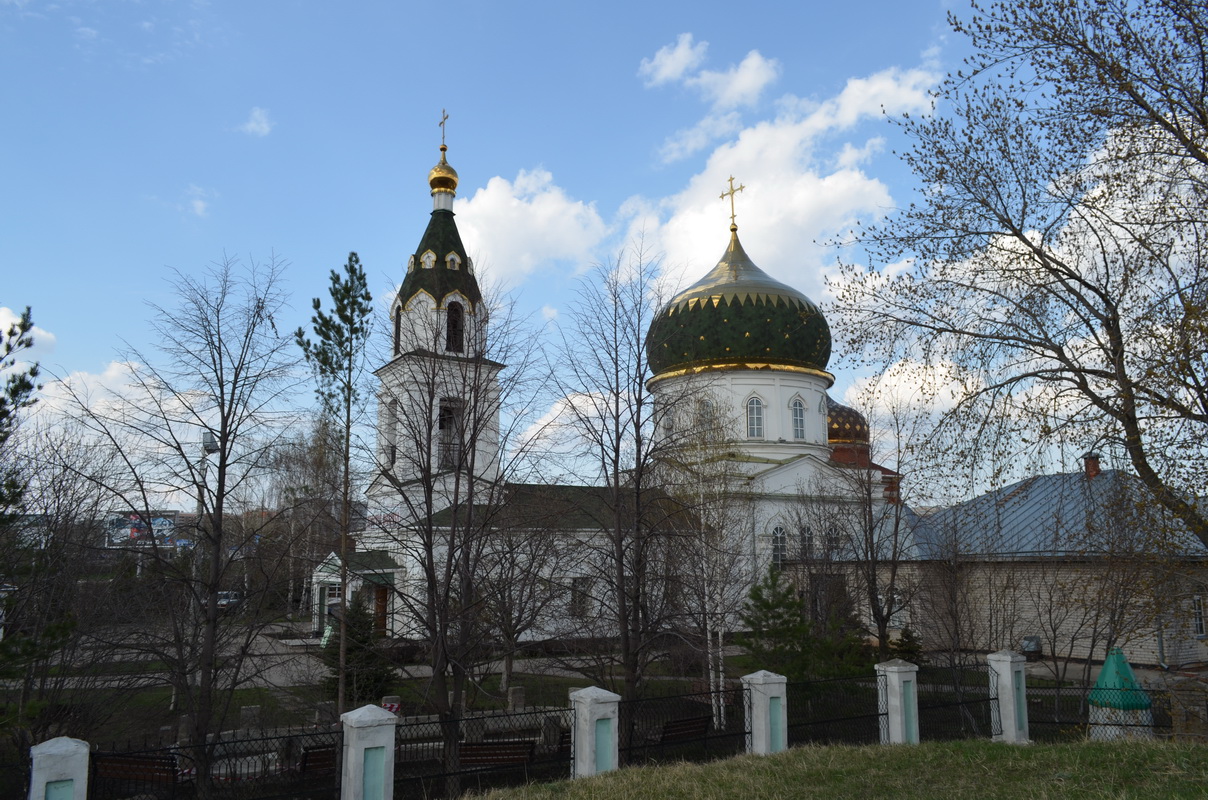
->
(392, 706, 574, 799)
(1028, 686, 1173, 743)
(0, 750, 29, 800)
(785, 675, 886, 746)
(88, 725, 343, 800)
(916, 664, 1000, 741)
(617, 686, 746, 767)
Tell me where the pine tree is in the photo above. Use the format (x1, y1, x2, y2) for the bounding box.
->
(296, 252, 374, 714)
(321, 595, 395, 706)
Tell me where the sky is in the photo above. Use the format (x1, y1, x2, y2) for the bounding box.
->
(1, 0, 967, 407)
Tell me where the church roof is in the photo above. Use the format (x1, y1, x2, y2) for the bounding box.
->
(646, 227, 830, 377)
(423, 482, 686, 532)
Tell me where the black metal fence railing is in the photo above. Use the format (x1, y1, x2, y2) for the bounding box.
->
(0, 753, 29, 800)
(617, 686, 746, 768)
(1028, 686, 1173, 743)
(89, 725, 343, 800)
(916, 665, 998, 741)
(786, 675, 885, 746)
(393, 706, 574, 800)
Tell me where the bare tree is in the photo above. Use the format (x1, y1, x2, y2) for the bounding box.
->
(834, 0, 1208, 546)
(549, 244, 686, 702)
(60, 256, 297, 789)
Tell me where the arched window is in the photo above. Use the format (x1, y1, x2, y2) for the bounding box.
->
(791, 398, 806, 440)
(438, 398, 464, 470)
(445, 253, 461, 271)
(392, 308, 401, 356)
(445, 302, 464, 353)
(746, 397, 764, 438)
(771, 527, 787, 570)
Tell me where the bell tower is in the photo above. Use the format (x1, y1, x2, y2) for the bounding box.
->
(372, 139, 503, 503)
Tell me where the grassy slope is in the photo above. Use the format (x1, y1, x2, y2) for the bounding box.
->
(479, 740, 1208, 800)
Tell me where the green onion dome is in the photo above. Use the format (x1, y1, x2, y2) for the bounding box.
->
(826, 395, 869, 445)
(646, 228, 831, 377)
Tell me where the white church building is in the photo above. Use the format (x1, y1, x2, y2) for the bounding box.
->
(311, 143, 902, 642)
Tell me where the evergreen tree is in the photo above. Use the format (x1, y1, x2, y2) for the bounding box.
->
(321, 595, 396, 706)
(740, 568, 873, 680)
(296, 252, 374, 714)
(1, 305, 38, 521)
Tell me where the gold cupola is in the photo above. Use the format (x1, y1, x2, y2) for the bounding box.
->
(428, 144, 459, 197)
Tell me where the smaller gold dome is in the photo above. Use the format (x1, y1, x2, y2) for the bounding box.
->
(428, 145, 459, 194)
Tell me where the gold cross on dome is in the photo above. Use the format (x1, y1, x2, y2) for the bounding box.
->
(720, 175, 745, 227)
(440, 109, 449, 146)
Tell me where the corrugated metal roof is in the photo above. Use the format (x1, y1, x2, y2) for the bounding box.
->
(914, 470, 1204, 559)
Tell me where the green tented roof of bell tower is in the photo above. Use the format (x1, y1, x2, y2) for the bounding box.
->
(1088, 647, 1151, 710)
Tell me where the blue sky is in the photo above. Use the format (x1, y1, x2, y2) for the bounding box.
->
(1, 0, 965, 404)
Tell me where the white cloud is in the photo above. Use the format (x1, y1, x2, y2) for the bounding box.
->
(238, 107, 274, 137)
(541, 305, 558, 322)
(638, 33, 707, 87)
(454, 168, 608, 287)
(687, 50, 779, 110)
(658, 111, 742, 163)
(186, 184, 212, 217)
(627, 62, 940, 302)
(74, 26, 98, 40)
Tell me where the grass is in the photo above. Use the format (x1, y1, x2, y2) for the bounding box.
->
(476, 740, 1208, 800)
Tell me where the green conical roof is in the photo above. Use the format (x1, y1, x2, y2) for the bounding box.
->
(398, 209, 482, 308)
(1088, 647, 1151, 710)
(646, 228, 830, 376)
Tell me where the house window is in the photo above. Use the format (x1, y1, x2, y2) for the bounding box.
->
(746, 397, 764, 438)
(438, 399, 464, 470)
(791, 398, 806, 440)
(445, 302, 465, 353)
(570, 577, 592, 618)
(392, 308, 401, 356)
(1194, 595, 1205, 637)
(771, 526, 787, 571)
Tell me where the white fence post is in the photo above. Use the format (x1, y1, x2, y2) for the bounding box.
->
(741, 670, 788, 755)
(987, 650, 1029, 744)
(875, 659, 919, 745)
(569, 686, 620, 778)
(341, 704, 397, 800)
(28, 737, 89, 800)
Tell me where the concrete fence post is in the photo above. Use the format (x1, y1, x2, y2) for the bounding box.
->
(569, 686, 620, 779)
(340, 704, 397, 800)
(987, 650, 1029, 744)
(875, 659, 919, 745)
(28, 737, 89, 800)
(741, 670, 788, 755)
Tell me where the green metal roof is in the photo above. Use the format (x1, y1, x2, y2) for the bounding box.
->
(398, 209, 482, 308)
(646, 230, 830, 375)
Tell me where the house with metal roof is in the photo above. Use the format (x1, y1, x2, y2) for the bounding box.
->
(907, 454, 1208, 670)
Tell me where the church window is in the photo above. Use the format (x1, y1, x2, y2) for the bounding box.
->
(1194, 595, 1205, 637)
(791, 398, 806, 440)
(446, 302, 465, 353)
(746, 397, 764, 438)
(392, 308, 402, 356)
(771, 527, 787, 570)
(421, 251, 436, 269)
(446, 253, 461, 271)
(438, 399, 464, 470)
(386, 401, 398, 467)
(570, 577, 592, 618)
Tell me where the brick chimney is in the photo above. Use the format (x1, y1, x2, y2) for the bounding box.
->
(1082, 451, 1101, 479)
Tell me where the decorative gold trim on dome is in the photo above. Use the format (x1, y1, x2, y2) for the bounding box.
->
(648, 361, 835, 386)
